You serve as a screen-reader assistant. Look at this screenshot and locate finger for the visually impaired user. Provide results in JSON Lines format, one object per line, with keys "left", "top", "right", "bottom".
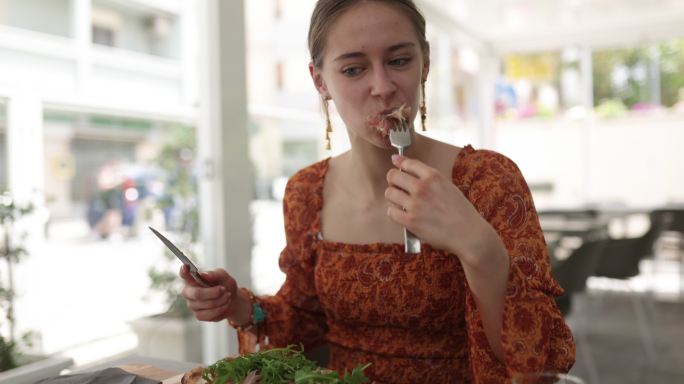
{"left": 182, "top": 284, "right": 225, "bottom": 301}
{"left": 188, "top": 291, "right": 232, "bottom": 311}
{"left": 386, "top": 200, "right": 404, "bottom": 215}
{"left": 391, "top": 155, "right": 435, "bottom": 180}
{"left": 179, "top": 265, "right": 204, "bottom": 289}
{"left": 179, "top": 264, "right": 191, "bottom": 280}
{"left": 199, "top": 269, "right": 231, "bottom": 286}
{"left": 387, "top": 205, "right": 410, "bottom": 227}
{"left": 384, "top": 186, "right": 412, "bottom": 210}
{"left": 194, "top": 306, "right": 229, "bottom": 322}
{"left": 386, "top": 168, "right": 419, "bottom": 195}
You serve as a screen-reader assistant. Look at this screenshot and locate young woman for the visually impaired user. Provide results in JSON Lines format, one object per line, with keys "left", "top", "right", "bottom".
{"left": 180, "top": 1, "right": 575, "bottom": 382}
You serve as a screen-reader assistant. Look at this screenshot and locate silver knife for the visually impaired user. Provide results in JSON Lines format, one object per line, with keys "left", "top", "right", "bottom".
{"left": 148, "top": 226, "right": 211, "bottom": 287}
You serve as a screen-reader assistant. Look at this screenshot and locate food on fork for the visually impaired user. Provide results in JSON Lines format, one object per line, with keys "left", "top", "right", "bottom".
{"left": 367, "top": 103, "right": 411, "bottom": 139}
{"left": 180, "top": 345, "right": 370, "bottom": 384}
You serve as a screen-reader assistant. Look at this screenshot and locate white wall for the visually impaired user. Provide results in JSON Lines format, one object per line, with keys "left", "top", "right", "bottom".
{"left": 496, "top": 115, "right": 684, "bottom": 208}
{"left": 90, "top": 64, "right": 182, "bottom": 105}
{"left": 0, "top": 48, "right": 78, "bottom": 91}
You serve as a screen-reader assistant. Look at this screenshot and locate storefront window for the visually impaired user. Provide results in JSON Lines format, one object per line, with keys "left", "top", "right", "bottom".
{"left": 497, "top": 52, "right": 563, "bottom": 120}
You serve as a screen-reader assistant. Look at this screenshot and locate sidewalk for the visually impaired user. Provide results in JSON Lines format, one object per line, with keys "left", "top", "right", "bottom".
{"left": 13, "top": 201, "right": 287, "bottom": 369}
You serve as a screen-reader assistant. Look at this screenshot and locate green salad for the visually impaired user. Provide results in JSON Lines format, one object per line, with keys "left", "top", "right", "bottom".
{"left": 201, "top": 345, "right": 371, "bottom": 384}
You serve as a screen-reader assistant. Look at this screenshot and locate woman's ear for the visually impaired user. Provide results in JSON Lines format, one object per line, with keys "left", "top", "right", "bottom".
{"left": 309, "top": 62, "right": 330, "bottom": 99}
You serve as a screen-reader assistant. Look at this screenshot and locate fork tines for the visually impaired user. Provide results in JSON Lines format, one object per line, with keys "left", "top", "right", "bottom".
{"left": 389, "top": 120, "right": 412, "bottom": 151}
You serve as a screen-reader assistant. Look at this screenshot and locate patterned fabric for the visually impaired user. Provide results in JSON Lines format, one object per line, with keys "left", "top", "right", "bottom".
{"left": 238, "top": 145, "right": 575, "bottom": 383}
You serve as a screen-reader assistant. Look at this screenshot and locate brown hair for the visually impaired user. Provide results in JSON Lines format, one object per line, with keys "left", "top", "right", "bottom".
{"left": 308, "top": 0, "right": 428, "bottom": 69}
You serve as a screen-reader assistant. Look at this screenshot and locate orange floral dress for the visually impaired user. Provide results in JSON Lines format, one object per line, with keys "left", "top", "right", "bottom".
{"left": 239, "top": 145, "right": 575, "bottom": 383}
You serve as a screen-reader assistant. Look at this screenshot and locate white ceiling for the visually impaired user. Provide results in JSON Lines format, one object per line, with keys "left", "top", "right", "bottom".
{"left": 419, "top": 0, "right": 684, "bottom": 53}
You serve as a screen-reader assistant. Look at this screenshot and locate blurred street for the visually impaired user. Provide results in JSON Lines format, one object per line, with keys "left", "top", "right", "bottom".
{"left": 15, "top": 200, "right": 286, "bottom": 367}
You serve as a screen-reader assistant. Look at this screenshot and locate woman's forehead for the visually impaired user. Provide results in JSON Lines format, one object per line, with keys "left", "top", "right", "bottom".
{"left": 324, "top": 2, "right": 418, "bottom": 58}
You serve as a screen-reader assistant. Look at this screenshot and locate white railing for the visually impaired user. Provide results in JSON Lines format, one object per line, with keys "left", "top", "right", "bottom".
{"left": 91, "top": 44, "right": 182, "bottom": 79}
{"left": 0, "top": 25, "right": 77, "bottom": 60}
{"left": 111, "top": 0, "right": 183, "bottom": 14}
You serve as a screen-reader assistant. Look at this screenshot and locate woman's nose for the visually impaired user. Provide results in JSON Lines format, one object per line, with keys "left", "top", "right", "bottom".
{"left": 369, "top": 67, "right": 397, "bottom": 99}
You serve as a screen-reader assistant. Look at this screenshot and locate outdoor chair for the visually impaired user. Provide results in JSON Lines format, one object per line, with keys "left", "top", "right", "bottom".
{"left": 589, "top": 209, "right": 672, "bottom": 366}
{"left": 661, "top": 208, "right": 684, "bottom": 233}
{"left": 593, "top": 209, "right": 669, "bottom": 278}
{"left": 645, "top": 208, "right": 684, "bottom": 306}
{"left": 661, "top": 209, "right": 684, "bottom": 296}
{"left": 552, "top": 238, "right": 607, "bottom": 316}
{"left": 551, "top": 236, "right": 606, "bottom": 384}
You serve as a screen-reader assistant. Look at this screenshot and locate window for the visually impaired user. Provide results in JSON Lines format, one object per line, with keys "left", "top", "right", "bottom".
{"left": 282, "top": 140, "right": 317, "bottom": 177}
{"left": 40, "top": 113, "right": 199, "bottom": 357}
{"left": 0, "top": 0, "right": 71, "bottom": 37}
{"left": 657, "top": 38, "right": 684, "bottom": 109}
{"left": 592, "top": 47, "right": 653, "bottom": 111}
{"left": 91, "top": 7, "right": 121, "bottom": 47}
{"left": 592, "top": 38, "right": 684, "bottom": 116}
{"left": 92, "top": 25, "right": 116, "bottom": 46}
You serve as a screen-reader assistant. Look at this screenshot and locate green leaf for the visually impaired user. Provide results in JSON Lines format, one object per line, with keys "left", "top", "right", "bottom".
{"left": 201, "top": 345, "right": 370, "bottom": 384}
{"left": 0, "top": 335, "right": 18, "bottom": 372}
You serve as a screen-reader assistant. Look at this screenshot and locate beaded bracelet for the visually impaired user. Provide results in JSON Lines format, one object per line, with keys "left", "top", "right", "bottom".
{"left": 228, "top": 287, "right": 265, "bottom": 332}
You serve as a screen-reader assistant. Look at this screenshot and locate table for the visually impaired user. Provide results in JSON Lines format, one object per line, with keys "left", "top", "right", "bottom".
{"left": 73, "top": 354, "right": 202, "bottom": 383}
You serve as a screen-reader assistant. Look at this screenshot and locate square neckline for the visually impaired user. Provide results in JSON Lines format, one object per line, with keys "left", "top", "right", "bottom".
{"left": 312, "top": 144, "right": 474, "bottom": 254}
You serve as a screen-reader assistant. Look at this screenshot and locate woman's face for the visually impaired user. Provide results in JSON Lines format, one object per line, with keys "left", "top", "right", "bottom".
{"left": 310, "top": 1, "right": 429, "bottom": 148}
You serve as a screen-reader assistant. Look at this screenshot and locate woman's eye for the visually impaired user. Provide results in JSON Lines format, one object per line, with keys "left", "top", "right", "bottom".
{"left": 390, "top": 57, "right": 411, "bottom": 67}
{"left": 342, "top": 67, "right": 363, "bottom": 77}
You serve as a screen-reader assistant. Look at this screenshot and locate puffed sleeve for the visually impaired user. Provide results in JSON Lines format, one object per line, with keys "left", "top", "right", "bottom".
{"left": 460, "top": 150, "right": 575, "bottom": 381}
{"left": 237, "top": 164, "right": 328, "bottom": 354}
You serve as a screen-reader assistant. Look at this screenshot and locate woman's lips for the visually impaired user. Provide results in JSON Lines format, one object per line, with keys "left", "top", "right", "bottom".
{"left": 366, "top": 104, "right": 411, "bottom": 139}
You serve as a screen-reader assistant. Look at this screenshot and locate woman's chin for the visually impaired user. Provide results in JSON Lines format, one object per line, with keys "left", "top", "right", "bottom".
{"left": 353, "top": 128, "right": 393, "bottom": 149}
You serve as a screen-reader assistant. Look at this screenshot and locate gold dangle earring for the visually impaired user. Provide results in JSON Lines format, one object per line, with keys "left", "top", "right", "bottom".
{"left": 322, "top": 96, "right": 333, "bottom": 150}
{"left": 420, "top": 81, "right": 427, "bottom": 131}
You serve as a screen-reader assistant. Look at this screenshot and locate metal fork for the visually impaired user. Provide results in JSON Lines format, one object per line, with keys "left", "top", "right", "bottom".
{"left": 389, "top": 120, "right": 422, "bottom": 254}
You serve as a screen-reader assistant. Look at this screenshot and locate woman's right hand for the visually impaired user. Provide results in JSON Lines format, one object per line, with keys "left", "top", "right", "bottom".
{"left": 180, "top": 265, "right": 248, "bottom": 323}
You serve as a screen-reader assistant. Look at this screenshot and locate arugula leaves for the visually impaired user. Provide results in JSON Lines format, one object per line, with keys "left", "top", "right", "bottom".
{"left": 201, "top": 345, "right": 371, "bottom": 384}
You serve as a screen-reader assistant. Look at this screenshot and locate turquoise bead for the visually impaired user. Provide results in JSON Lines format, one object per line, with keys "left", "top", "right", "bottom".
{"left": 253, "top": 303, "right": 266, "bottom": 324}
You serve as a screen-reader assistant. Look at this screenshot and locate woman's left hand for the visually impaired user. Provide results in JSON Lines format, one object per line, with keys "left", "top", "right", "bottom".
{"left": 385, "top": 154, "right": 496, "bottom": 261}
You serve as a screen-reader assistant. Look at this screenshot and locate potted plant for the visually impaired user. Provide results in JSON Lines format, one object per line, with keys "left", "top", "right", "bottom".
{"left": 0, "top": 193, "right": 73, "bottom": 383}
{"left": 129, "top": 125, "right": 204, "bottom": 363}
